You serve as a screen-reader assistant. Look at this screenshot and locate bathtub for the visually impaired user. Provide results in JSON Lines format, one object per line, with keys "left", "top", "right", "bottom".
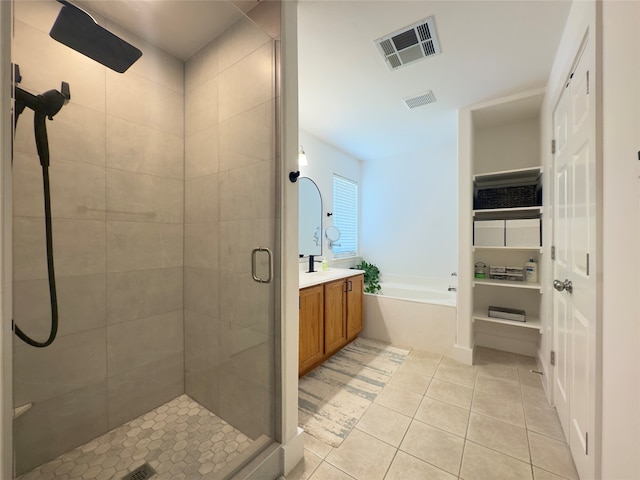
{"left": 362, "top": 275, "right": 457, "bottom": 355}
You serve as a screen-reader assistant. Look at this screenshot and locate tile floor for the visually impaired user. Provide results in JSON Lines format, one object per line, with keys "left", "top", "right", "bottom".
{"left": 18, "top": 394, "right": 252, "bottom": 480}
{"left": 288, "top": 345, "right": 580, "bottom": 480}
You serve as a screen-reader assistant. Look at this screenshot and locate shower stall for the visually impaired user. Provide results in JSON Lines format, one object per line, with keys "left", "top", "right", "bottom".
{"left": 6, "top": 0, "right": 287, "bottom": 478}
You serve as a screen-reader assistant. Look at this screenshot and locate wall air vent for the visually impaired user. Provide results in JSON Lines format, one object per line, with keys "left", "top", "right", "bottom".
{"left": 375, "top": 16, "right": 441, "bottom": 71}
{"left": 404, "top": 90, "right": 437, "bottom": 109}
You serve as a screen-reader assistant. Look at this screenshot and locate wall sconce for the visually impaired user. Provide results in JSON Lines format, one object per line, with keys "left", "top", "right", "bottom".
{"left": 298, "top": 145, "right": 308, "bottom": 166}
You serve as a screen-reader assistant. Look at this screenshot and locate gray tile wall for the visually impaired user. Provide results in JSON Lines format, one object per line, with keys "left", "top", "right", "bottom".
{"left": 183, "top": 2, "right": 280, "bottom": 441}
{"left": 12, "top": 1, "right": 184, "bottom": 474}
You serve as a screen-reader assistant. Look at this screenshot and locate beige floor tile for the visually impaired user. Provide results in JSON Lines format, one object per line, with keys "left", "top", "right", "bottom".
{"left": 475, "top": 347, "right": 536, "bottom": 368}
{"left": 533, "top": 466, "right": 570, "bottom": 480}
{"left": 355, "top": 403, "right": 411, "bottom": 447}
{"left": 472, "top": 389, "right": 525, "bottom": 427}
{"left": 519, "top": 368, "right": 545, "bottom": 390}
{"left": 522, "top": 385, "right": 554, "bottom": 411}
{"left": 388, "top": 370, "right": 431, "bottom": 395}
{"left": 374, "top": 384, "right": 422, "bottom": 417}
{"left": 400, "top": 420, "right": 464, "bottom": 476}
{"left": 460, "top": 441, "right": 533, "bottom": 480}
{"left": 308, "top": 461, "right": 355, "bottom": 480}
{"left": 524, "top": 403, "right": 565, "bottom": 441}
{"left": 303, "top": 432, "right": 333, "bottom": 459}
{"left": 398, "top": 352, "right": 441, "bottom": 377}
{"left": 325, "top": 429, "right": 396, "bottom": 480}
{"left": 426, "top": 379, "right": 473, "bottom": 409}
{"left": 434, "top": 359, "right": 477, "bottom": 388}
{"left": 385, "top": 450, "right": 456, "bottom": 480}
{"left": 285, "top": 449, "right": 322, "bottom": 480}
{"left": 414, "top": 397, "right": 469, "bottom": 438}
{"left": 528, "top": 431, "right": 579, "bottom": 480}
{"left": 466, "top": 413, "right": 530, "bottom": 463}
{"left": 474, "top": 375, "right": 522, "bottom": 402}
{"left": 476, "top": 363, "right": 520, "bottom": 384}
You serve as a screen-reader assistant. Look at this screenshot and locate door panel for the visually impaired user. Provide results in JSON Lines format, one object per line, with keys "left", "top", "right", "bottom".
{"left": 324, "top": 279, "right": 347, "bottom": 356}
{"left": 552, "top": 37, "right": 596, "bottom": 480}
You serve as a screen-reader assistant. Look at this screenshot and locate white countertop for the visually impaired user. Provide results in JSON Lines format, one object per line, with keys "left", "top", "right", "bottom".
{"left": 299, "top": 268, "right": 365, "bottom": 289}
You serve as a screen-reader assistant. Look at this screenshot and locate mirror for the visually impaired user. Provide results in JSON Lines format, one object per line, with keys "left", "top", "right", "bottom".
{"left": 325, "top": 226, "right": 341, "bottom": 249}
{"left": 299, "top": 177, "right": 322, "bottom": 257}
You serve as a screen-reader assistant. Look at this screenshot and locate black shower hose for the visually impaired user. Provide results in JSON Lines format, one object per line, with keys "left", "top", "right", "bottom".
{"left": 12, "top": 119, "right": 59, "bottom": 347}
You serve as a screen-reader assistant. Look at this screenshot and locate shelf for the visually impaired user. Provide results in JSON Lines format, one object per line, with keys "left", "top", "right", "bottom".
{"left": 473, "top": 166, "right": 542, "bottom": 186}
{"left": 472, "top": 311, "right": 542, "bottom": 332}
{"left": 473, "top": 206, "right": 542, "bottom": 219}
{"left": 473, "top": 246, "right": 543, "bottom": 253}
{"left": 473, "top": 277, "right": 542, "bottom": 291}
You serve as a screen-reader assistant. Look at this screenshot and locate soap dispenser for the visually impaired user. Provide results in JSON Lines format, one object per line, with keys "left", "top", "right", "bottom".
{"left": 525, "top": 257, "right": 538, "bottom": 283}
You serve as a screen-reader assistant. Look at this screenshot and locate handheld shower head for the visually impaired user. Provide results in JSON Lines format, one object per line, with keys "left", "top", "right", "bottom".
{"left": 39, "top": 84, "right": 71, "bottom": 119}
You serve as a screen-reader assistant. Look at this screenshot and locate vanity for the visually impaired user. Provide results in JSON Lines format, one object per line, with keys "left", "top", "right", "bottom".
{"left": 299, "top": 269, "right": 364, "bottom": 376}
{"left": 297, "top": 177, "right": 364, "bottom": 376}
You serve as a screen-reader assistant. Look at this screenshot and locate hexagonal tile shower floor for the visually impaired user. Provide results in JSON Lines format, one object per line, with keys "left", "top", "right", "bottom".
{"left": 17, "top": 395, "right": 252, "bottom": 480}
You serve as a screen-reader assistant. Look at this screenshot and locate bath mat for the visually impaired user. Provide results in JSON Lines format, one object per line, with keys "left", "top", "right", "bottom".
{"left": 298, "top": 337, "right": 410, "bottom": 447}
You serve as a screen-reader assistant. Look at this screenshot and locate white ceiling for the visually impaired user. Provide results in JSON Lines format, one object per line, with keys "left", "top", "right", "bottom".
{"left": 77, "top": 0, "right": 572, "bottom": 163}
{"left": 298, "top": 0, "right": 572, "bottom": 162}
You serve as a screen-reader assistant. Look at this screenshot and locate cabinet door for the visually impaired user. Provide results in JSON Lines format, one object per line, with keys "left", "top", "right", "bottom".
{"left": 346, "top": 274, "right": 364, "bottom": 340}
{"left": 324, "top": 279, "right": 347, "bottom": 356}
{"left": 299, "top": 285, "right": 324, "bottom": 375}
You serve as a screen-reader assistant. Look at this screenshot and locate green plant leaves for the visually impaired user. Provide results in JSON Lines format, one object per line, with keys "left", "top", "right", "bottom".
{"left": 353, "top": 260, "right": 381, "bottom": 294}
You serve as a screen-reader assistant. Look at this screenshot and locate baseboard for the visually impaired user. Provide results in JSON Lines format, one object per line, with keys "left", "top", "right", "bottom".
{"left": 451, "top": 344, "right": 474, "bottom": 365}
{"left": 282, "top": 426, "right": 304, "bottom": 476}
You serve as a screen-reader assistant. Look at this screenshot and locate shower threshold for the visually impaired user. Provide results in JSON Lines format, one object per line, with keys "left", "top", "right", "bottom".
{"left": 17, "top": 394, "right": 252, "bottom": 480}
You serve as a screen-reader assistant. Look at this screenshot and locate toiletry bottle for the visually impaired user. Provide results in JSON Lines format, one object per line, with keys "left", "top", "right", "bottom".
{"left": 322, "top": 259, "right": 328, "bottom": 271}
{"left": 525, "top": 257, "right": 538, "bottom": 283}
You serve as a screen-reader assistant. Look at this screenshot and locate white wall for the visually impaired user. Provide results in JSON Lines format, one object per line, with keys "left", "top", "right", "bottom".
{"left": 600, "top": 1, "right": 640, "bottom": 478}
{"left": 360, "top": 141, "right": 458, "bottom": 280}
{"left": 298, "top": 130, "right": 362, "bottom": 267}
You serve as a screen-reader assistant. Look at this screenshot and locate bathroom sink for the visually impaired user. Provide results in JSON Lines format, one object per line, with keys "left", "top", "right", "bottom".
{"left": 299, "top": 268, "right": 365, "bottom": 289}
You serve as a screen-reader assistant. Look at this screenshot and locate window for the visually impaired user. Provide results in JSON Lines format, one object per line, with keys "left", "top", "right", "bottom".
{"left": 332, "top": 175, "right": 358, "bottom": 258}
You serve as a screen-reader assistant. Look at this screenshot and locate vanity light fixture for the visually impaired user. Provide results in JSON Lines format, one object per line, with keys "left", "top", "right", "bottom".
{"left": 298, "top": 145, "right": 308, "bottom": 166}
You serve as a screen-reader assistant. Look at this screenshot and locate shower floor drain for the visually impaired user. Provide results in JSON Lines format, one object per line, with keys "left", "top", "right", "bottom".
{"left": 122, "top": 463, "right": 156, "bottom": 480}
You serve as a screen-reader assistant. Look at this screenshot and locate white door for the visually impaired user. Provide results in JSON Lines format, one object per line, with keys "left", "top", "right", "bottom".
{"left": 552, "top": 36, "right": 597, "bottom": 480}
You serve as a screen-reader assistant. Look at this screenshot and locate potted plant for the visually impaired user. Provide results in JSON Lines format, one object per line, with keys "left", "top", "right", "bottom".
{"left": 353, "top": 260, "right": 381, "bottom": 294}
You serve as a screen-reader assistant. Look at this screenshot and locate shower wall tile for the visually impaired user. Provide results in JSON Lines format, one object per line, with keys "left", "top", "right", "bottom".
{"left": 14, "top": 104, "right": 107, "bottom": 167}
{"left": 106, "top": 116, "right": 184, "bottom": 179}
{"left": 14, "top": 380, "right": 108, "bottom": 476}
{"left": 217, "top": 16, "right": 272, "bottom": 74}
{"left": 14, "top": 0, "right": 63, "bottom": 33}
{"left": 185, "top": 126, "right": 219, "bottom": 180}
{"left": 220, "top": 272, "right": 272, "bottom": 335}
{"left": 105, "top": 21, "right": 185, "bottom": 95}
{"left": 247, "top": 0, "right": 282, "bottom": 40}
{"left": 107, "top": 311, "right": 183, "bottom": 378}
{"left": 218, "top": 99, "right": 275, "bottom": 172}
{"left": 107, "top": 352, "right": 184, "bottom": 429}
{"left": 184, "top": 267, "right": 219, "bottom": 318}
{"left": 14, "top": 274, "right": 107, "bottom": 339}
{"left": 106, "top": 221, "right": 183, "bottom": 272}
{"left": 219, "top": 160, "right": 276, "bottom": 222}
{"left": 185, "top": 223, "right": 219, "bottom": 269}
{"left": 185, "top": 309, "right": 220, "bottom": 413}
{"left": 185, "top": 173, "right": 219, "bottom": 223}
{"left": 13, "top": 156, "right": 106, "bottom": 220}
{"left": 185, "top": 76, "right": 219, "bottom": 137}
{"left": 218, "top": 41, "right": 274, "bottom": 123}
{"left": 14, "top": 217, "right": 106, "bottom": 281}
{"left": 185, "top": 38, "right": 219, "bottom": 93}
{"left": 13, "top": 19, "right": 107, "bottom": 113}
{"left": 219, "top": 218, "right": 275, "bottom": 274}
{"left": 106, "top": 70, "right": 184, "bottom": 135}
{"left": 106, "top": 169, "right": 183, "bottom": 224}
{"left": 14, "top": 327, "right": 107, "bottom": 406}
{"left": 106, "top": 267, "right": 183, "bottom": 325}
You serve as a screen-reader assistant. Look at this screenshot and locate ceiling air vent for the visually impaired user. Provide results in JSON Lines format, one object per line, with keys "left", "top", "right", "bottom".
{"left": 375, "top": 16, "right": 441, "bottom": 71}
{"left": 404, "top": 90, "right": 437, "bottom": 109}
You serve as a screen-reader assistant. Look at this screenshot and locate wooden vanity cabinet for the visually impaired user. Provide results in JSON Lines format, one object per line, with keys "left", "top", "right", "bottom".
{"left": 298, "top": 285, "right": 324, "bottom": 374}
{"left": 324, "top": 279, "right": 348, "bottom": 356}
{"left": 299, "top": 273, "right": 364, "bottom": 376}
{"left": 346, "top": 274, "right": 364, "bottom": 340}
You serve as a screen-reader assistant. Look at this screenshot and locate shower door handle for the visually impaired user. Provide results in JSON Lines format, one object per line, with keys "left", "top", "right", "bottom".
{"left": 251, "top": 247, "right": 273, "bottom": 284}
